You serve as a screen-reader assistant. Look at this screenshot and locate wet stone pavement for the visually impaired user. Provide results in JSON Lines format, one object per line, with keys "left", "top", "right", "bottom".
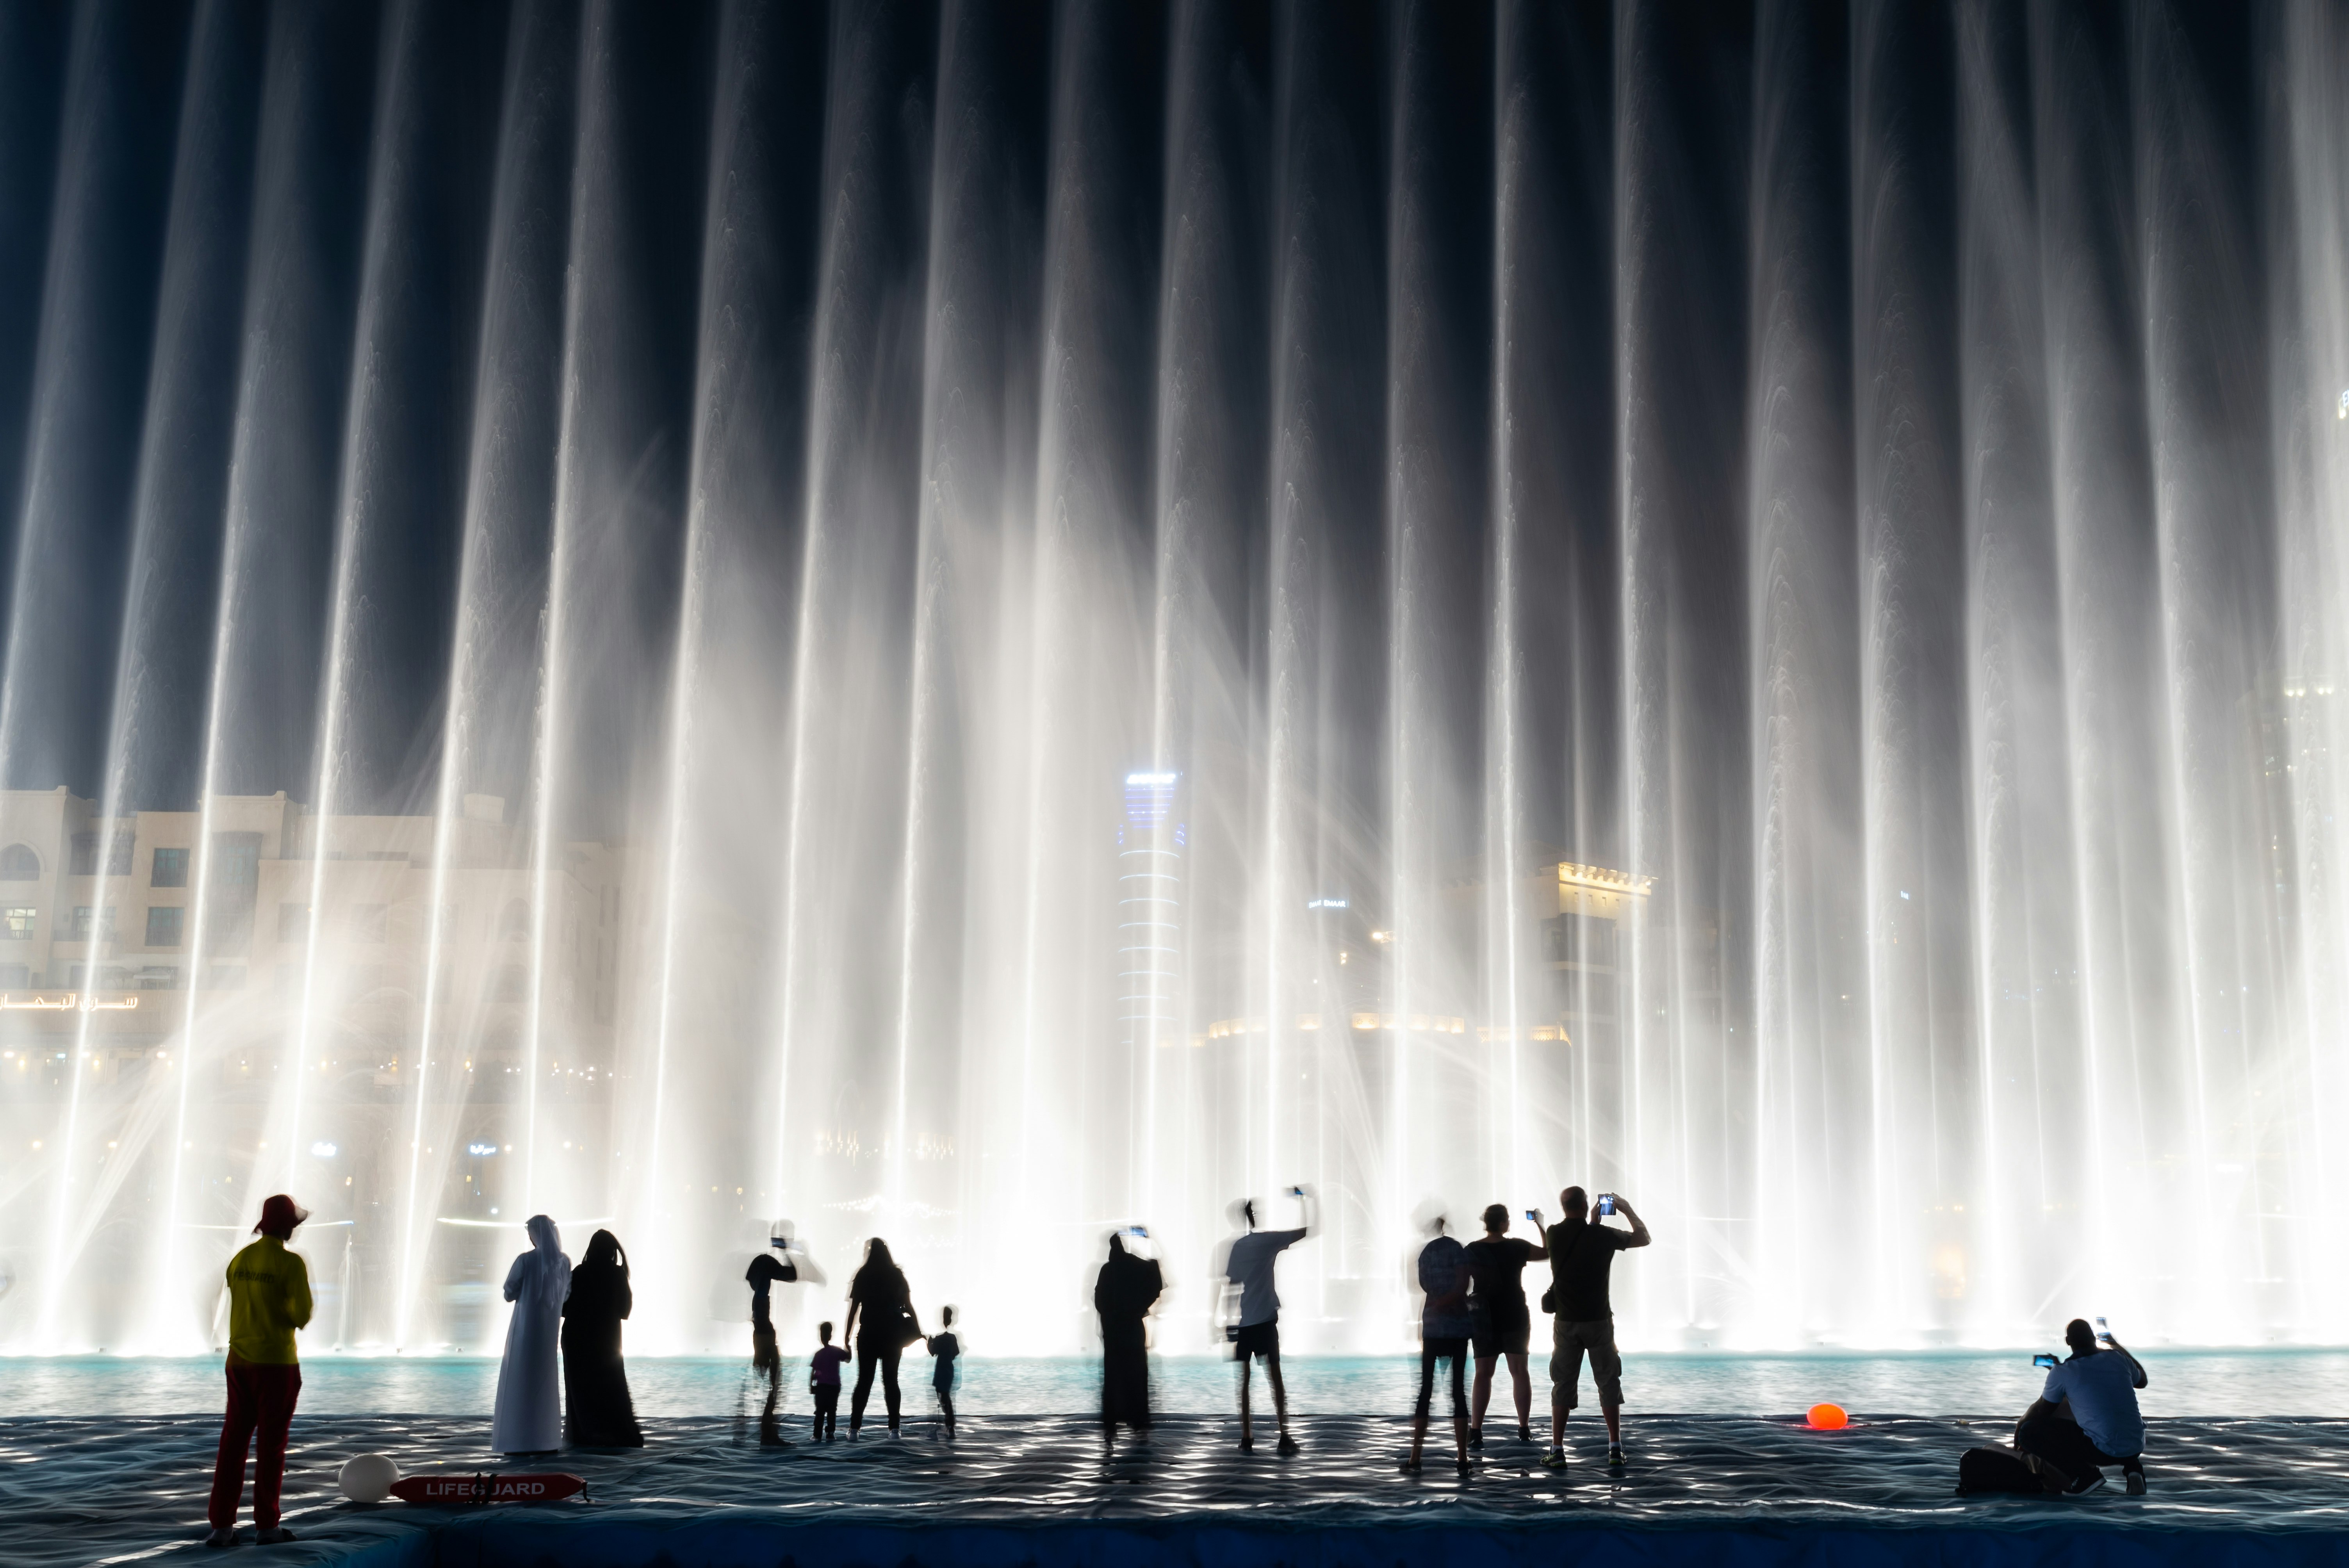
{"left": 12, "top": 1411, "right": 2349, "bottom": 1567}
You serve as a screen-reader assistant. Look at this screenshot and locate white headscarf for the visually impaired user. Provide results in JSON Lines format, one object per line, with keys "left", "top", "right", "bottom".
{"left": 522, "top": 1214, "right": 571, "bottom": 1310}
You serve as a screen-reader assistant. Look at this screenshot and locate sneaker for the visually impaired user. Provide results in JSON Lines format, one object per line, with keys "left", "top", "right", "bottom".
{"left": 2125, "top": 1471, "right": 2146, "bottom": 1497}
{"left": 1468, "top": 1425, "right": 1483, "bottom": 1450}
{"left": 1542, "top": 1448, "right": 1567, "bottom": 1470}
{"left": 1455, "top": 1456, "right": 1472, "bottom": 1477}
{"left": 1607, "top": 1444, "right": 1625, "bottom": 1468}
{"left": 1517, "top": 1423, "right": 1533, "bottom": 1444}
{"left": 1276, "top": 1434, "right": 1300, "bottom": 1457}
{"left": 2023, "top": 1453, "right": 2073, "bottom": 1495}
{"left": 1239, "top": 1436, "right": 1255, "bottom": 1453}
{"left": 204, "top": 1528, "right": 235, "bottom": 1550}
{"left": 255, "top": 1526, "right": 297, "bottom": 1545}
{"left": 2068, "top": 1470, "right": 2108, "bottom": 1496}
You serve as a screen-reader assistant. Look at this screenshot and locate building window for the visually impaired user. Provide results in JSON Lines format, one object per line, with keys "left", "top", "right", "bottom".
{"left": 0, "top": 964, "right": 25, "bottom": 989}
{"left": 278, "top": 903, "right": 309, "bottom": 943}
{"left": 0, "top": 845, "right": 39, "bottom": 881}
{"left": 0, "top": 907, "right": 36, "bottom": 941}
{"left": 146, "top": 906, "right": 185, "bottom": 947}
{"left": 72, "top": 831, "right": 134, "bottom": 877}
{"left": 493, "top": 963, "right": 529, "bottom": 1005}
{"left": 136, "top": 966, "right": 179, "bottom": 991}
{"left": 203, "top": 964, "right": 246, "bottom": 990}
{"left": 71, "top": 905, "right": 116, "bottom": 940}
{"left": 151, "top": 847, "right": 189, "bottom": 888}
{"left": 353, "top": 904, "right": 388, "bottom": 943}
{"left": 500, "top": 899, "right": 529, "bottom": 940}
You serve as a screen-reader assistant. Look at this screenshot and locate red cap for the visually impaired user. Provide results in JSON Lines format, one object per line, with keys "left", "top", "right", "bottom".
{"left": 253, "top": 1194, "right": 308, "bottom": 1235}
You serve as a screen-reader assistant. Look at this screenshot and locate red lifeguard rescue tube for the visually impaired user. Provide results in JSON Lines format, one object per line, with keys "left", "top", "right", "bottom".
{"left": 388, "top": 1472, "right": 588, "bottom": 1505}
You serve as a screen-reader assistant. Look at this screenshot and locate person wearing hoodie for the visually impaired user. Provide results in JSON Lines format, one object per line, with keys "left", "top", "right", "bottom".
{"left": 205, "top": 1194, "right": 312, "bottom": 1549}
{"left": 492, "top": 1215, "right": 571, "bottom": 1454}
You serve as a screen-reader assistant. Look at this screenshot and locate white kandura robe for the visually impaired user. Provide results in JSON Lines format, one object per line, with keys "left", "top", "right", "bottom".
{"left": 491, "top": 1215, "right": 571, "bottom": 1453}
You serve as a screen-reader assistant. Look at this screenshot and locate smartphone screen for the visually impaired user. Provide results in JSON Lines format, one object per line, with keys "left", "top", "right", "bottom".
{"left": 2033, "top": 1353, "right": 2057, "bottom": 1368}
{"left": 1597, "top": 1195, "right": 1615, "bottom": 1216}
{"left": 1525, "top": 1209, "right": 1538, "bottom": 1222}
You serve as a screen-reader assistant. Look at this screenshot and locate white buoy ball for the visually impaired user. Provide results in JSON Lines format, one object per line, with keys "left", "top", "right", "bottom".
{"left": 338, "top": 1452, "right": 401, "bottom": 1504}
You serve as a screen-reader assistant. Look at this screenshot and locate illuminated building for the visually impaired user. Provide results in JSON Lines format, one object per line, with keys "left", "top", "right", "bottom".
{"left": 0, "top": 787, "right": 622, "bottom": 1090}
{"left": 1117, "top": 772, "right": 1184, "bottom": 1051}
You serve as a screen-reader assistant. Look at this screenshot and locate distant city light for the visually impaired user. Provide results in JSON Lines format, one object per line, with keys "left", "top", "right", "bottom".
{"left": 467, "top": 1142, "right": 498, "bottom": 1157}
{"left": 309, "top": 1141, "right": 337, "bottom": 1158}
{"left": 2338, "top": 388, "right": 2347, "bottom": 419}
{"left": 1125, "top": 771, "right": 1178, "bottom": 785}
{"left": 1307, "top": 897, "right": 1348, "bottom": 910}
{"left": 1899, "top": 890, "right": 1911, "bottom": 900}
{"left": 1369, "top": 930, "right": 1392, "bottom": 944}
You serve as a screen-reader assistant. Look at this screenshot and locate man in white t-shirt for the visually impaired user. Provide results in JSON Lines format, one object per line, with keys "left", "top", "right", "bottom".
{"left": 2016, "top": 1318, "right": 2149, "bottom": 1495}
{"left": 1218, "top": 1190, "right": 1313, "bottom": 1455}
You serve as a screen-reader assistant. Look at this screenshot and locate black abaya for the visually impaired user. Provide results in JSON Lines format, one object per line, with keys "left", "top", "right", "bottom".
{"left": 561, "top": 1255, "right": 644, "bottom": 1447}
{"left": 1095, "top": 1238, "right": 1162, "bottom": 1432}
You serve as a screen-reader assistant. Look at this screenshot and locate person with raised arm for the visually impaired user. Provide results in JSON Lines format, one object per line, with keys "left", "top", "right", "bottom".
{"left": 1219, "top": 1187, "right": 1313, "bottom": 1456}
{"left": 1465, "top": 1203, "right": 1549, "bottom": 1449}
{"left": 2016, "top": 1318, "right": 2149, "bottom": 1495}
{"left": 1541, "top": 1187, "right": 1648, "bottom": 1470}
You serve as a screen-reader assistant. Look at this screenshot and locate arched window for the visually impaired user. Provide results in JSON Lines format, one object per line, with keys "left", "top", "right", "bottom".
{"left": 0, "top": 844, "right": 40, "bottom": 881}
{"left": 493, "top": 963, "right": 529, "bottom": 1005}
{"left": 499, "top": 898, "right": 529, "bottom": 940}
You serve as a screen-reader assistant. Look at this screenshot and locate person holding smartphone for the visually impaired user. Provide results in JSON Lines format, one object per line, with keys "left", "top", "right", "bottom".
{"left": 2015, "top": 1319, "right": 2148, "bottom": 1495}
{"left": 1219, "top": 1187, "right": 1313, "bottom": 1455}
{"left": 1463, "top": 1204, "right": 1548, "bottom": 1447}
{"left": 1541, "top": 1185, "right": 1649, "bottom": 1470}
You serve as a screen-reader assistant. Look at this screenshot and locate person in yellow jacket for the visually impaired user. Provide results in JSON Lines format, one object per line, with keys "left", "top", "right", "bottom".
{"left": 206, "top": 1194, "right": 312, "bottom": 1548}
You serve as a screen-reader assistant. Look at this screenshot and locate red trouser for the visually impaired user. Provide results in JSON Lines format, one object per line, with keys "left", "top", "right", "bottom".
{"left": 209, "top": 1358, "right": 302, "bottom": 1529}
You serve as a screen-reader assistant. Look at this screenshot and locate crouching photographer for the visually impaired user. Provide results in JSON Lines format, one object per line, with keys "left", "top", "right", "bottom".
{"left": 2014, "top": 1318, "right": 2148, "bottom": 1496}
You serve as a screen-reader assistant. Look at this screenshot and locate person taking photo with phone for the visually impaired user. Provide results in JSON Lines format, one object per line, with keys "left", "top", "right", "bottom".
{"left": 1219, "top": 1187, "right": 1313, "bottom": 1455}
{"left": 1464, "top": 1203, "right": 1548, "bottom": 1448}
{"left": 1541, "top": 1186, "right": 1649, "bottom": 1470}
{"left": 2015, "top": 1318, "right": 2148, "bottom": 1495}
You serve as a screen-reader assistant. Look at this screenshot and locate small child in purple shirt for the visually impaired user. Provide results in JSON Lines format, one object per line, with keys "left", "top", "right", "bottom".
{"left": 809, "top": 1321, "right": 849, "bottom": 1440}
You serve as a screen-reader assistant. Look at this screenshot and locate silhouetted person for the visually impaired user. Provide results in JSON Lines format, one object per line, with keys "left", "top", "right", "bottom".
{"left": 493, "top": 1215, "right": 570, "bottom": 1454}
{"left": 1096, "top": 1229, "right": 1163, "bottom": 1453}
{"left": 809, "top": 1321, "right": 847, "bottom": 1439}
{"left": 747, "top": 1227, "right": 800, "bottom": 1446}
{"left": 927, "top": 1305, "right": 961, "bottom": 1438}
{"left": 561, "top": 1229, "right": 643, "bottom": 1447}
{"left": 1221, "top": 1189, "right": 1312, "bottom": 1455}
{"left": 1406, "top": 1216, "right": 1472, "bottom": 1474}
{"left": 206, "top": 1194, "right": 312, "bottom": 1548}
{"left": 1542, "top": 1187, "right": 1649, "bottom": 1469}
{"left": 2016, "top": 1319, "right": 2149, "bottom": 1495}
{"left": 845, "top": 1238, "right": 921, "bottom": 1437}
{"left": 1466, "top": 1202, "right": 1548, "bottom": 1446}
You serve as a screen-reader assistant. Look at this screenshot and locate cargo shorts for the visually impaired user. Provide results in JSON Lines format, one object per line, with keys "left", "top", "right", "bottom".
{"left": 1550, "top": 1315, "right": 1623, "bottom": 1409}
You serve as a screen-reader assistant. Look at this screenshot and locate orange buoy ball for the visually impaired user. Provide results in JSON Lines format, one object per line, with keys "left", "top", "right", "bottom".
{"left": 1807, "top": 1403, "right": 1849, "bottom": 1431}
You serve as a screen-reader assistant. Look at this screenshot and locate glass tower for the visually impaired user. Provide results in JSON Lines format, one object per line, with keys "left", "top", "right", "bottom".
{"left": 1116, "top": 772, "right": 1183, "bottom": 1050}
